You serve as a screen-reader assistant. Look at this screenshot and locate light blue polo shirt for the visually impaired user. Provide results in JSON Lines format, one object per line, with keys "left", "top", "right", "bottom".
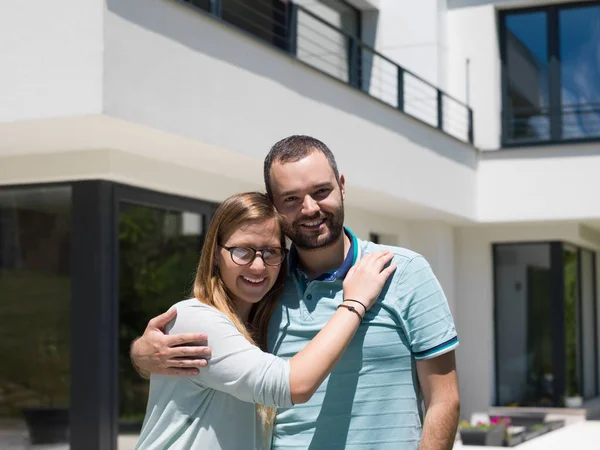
{"left": 267, "top": 228, "right": 458, "bottom": 449}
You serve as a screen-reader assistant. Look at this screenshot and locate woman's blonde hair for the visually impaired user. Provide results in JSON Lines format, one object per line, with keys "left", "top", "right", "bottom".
{"left": 193, "top": 192, "right": 286, "bottom": 428}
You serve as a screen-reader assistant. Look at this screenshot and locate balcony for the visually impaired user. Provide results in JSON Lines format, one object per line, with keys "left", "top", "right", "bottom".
{"left": 505, "top": 103, "right": 600, "bottom": 146}
{"left": 177, "top": 0, "right": 474, "bottom": 145}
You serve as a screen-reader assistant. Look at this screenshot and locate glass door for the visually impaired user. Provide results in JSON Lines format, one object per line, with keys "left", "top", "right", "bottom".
{"left": 0, "top": 185, "right": 72, "bottom": 449}
{"left": 113, "top": 186, "right": 216, "bottom": 449}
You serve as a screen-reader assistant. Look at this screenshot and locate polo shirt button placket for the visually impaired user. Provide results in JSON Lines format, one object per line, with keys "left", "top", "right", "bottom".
{"left": 306, "top": 294, "right": 312, "bottom": 300}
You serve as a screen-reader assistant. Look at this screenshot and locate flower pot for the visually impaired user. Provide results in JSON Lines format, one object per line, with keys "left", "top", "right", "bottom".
{"left": 22, "top": 407, "right": 69, "bottom": 444}
{"left": 565, "top": 396, "right": 583, "bottom": 408}
{"left": 504, "top": 430, "right": 525, "bottom": 447}
{"left": 460, "top": 424, "right": 506, "bottom": 446}
{"left": 491, "top": 412, "right": 546, "bottom": 427}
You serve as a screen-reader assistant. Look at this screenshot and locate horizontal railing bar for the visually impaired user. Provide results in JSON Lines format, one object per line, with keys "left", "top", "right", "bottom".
{"left": 174, "top": 0, "right": 475, "bottom": 145}
{"left": 296, "top": 5, "right": 469, "bottom": 109}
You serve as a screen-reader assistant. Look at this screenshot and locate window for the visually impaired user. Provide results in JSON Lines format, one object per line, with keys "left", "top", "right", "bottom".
{"left": 0, "top": 186, "right": 72, "bottom": 447}
{"left": 501, "top": 2, "right": 600, "bottom": 145}
{"left": 118, "top": 202, "right": 206, "bottom": 433}
{"left": 493, "top": 242, "right": 599, "bottom": 407}
{"left": 494, "top": 243, "right": 554, "bottom": 407}
{"left": 181, "top": 0, "right": 363, "bottom": 84}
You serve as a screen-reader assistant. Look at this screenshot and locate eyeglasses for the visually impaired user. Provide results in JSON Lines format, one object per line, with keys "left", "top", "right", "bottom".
{"left": 218, "top": 244, "right": 288, "bottom": 267}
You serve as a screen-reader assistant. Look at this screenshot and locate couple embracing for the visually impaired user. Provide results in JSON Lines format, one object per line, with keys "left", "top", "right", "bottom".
{"left": 131, "top": 135, "right": 460, "bottom": 450}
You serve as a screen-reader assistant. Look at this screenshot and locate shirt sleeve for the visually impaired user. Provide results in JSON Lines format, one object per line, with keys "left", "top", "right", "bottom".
{"left": 393, "top": 255, "right": 459, "bottom": 360}
{"left": 167, "top": 302, "right": 293, "bottom": 408}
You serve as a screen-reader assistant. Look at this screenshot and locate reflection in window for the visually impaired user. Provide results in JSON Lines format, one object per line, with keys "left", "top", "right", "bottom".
{"left": 494, "top": 242, "right": 599, "bottom": 407}
{"left": 0, "top": 186, "right": 71, "bottom": 447}
{"left": 183, "top": 0, "right": 210, "bottom": 12}
{"left": 504, "top": 12, "right": 549, "bottom": 142}
{"left": 502, "top": 4, "right": 600, "bottom": 144}
{"left": 495, "top": 244, "right": 553, "bottom": 407}
{"left": 118, "top": 203, "right": 204, "bottom": 433}
{"left": 560, "top": 5, "right": 600, "bottom": 139}
{"left": 221, "top": 0, "right": 291, "bottom": 51}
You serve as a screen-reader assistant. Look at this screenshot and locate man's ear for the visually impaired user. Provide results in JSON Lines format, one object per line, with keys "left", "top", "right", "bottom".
{"left": 339, "top": 174, "right": 346, "bottom": 201}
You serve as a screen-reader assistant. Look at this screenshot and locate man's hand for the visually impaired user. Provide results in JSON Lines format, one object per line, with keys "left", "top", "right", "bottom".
{"left": 417, "top": 351, "right": 460, "bottom": 450}
{"left": 130, "top": 308, "right": 212, "bottom": 377}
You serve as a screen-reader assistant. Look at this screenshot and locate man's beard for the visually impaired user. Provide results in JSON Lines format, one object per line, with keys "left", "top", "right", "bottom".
{"left": 284, "top": 204, "right": 345, "bottom": 250}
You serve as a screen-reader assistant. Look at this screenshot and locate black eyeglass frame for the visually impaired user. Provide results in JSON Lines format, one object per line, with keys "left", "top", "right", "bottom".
{"left": 218, "top": 244, "right": 288, "bottom": 266}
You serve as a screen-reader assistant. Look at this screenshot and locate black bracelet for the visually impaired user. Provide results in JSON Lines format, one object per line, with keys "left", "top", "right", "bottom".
{"left": 337, "top": 304, "right": 363, "bottom": 322}
{"left": 343, "top": 299, "right": 367, "bottom": 313}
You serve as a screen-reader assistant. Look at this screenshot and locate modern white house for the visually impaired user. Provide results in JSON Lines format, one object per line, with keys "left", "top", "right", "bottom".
{"left": 1, "top": 0, "right": 599, "bottom": 448}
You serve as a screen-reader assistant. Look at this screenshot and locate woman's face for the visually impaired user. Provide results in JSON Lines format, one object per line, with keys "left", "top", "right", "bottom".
{"left": 217, "top": 218, "right": 283, "bottom": 315}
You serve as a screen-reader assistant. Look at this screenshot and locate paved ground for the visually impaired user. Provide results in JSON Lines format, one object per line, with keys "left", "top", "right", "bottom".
{"left": 453, "top": 421, "right": 600, "bottom": 450}
{"left": 4, "top": 421, "right": 600, "bottom": 449}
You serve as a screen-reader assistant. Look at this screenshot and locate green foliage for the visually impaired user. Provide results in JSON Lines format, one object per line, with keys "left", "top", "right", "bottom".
{"left": 118, "top": 205, "right": 202, "bottom": 420}
{"left": 563, "top": 249, "right": 579, "bottom": 397}
{"left": 0, "top": 273, "right": 70, "bottom": 416}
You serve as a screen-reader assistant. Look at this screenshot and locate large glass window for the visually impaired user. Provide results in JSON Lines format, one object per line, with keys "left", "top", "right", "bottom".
{"left": 0, "top": 186, "right": 71, "bottom": 448}
{"left": 501, "top": 2, "right": 600, "bottom": 145}
{"left": 118, "top": 201, "right": 206, "bottom": 442}
{"left": 494, "top": 242, "right": 599, "bottom": 406}
{"left": 560, "top": 5, "right": 600, "bottom": 139}
{"left": 495, "top": 244, "right": 554, "bottom": 406}
{"left": 504, "top": 12, "right": 550, "bottom": 142}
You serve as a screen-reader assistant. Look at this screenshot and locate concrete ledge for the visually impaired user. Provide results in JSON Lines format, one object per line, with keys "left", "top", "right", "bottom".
{"left": 489, "top": 396, "right": 600, "bottom": 423}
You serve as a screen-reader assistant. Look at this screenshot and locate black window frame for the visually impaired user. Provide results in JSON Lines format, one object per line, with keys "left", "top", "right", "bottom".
{"left": 492, "top": 241, "right": 600, "bottom": 407}
{"left": 499, "top": 1, "right": 600, "bottom": 147}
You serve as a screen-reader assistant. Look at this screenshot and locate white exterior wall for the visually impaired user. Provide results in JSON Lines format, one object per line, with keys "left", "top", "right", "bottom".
{"left": 478, "top": 144, "right": 600, "bottom": 222}
{"left": 374, "top": 0, "right": 446, "bottom": 90}
{"left": 0, "top": 0, "right": 103, "bottom": 122}
{"left": 446, "top": 3, "right": 500, "bottom": 150}
{"left": 367, "top": 0, "right": 457, "bottom": 132}
{"left": 103, "top": 0, "right": 478, "bottom": 221}
{"left": 407, "top": 222, "right": 457, "bottom": 314}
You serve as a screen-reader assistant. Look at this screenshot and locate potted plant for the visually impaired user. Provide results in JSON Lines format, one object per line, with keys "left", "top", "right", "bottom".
{"left": 459, "top": 418, "right": 507, "bottom": 446}
{"left": 20, "top": 326, "right": 70, "bottom": 444}
{"left": 564, "top": 379, "right": 583, "bottom": 408}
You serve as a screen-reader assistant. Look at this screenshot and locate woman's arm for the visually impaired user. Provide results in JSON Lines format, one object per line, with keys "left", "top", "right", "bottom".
{"left": 288, "top": 251, "right": 395, "bottom": 403}
{"left": 163, "top": 251, "right": 396, "bottom": 407}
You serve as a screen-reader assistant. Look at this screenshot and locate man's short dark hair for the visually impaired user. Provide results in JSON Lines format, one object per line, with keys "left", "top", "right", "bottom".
{"left": 263, "top": 135, "right": 340, "bottom": 199}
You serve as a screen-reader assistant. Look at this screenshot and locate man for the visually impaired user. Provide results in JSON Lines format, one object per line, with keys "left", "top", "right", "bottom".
{"left": 131, "top": 135, "right": 460, "bottom": 449}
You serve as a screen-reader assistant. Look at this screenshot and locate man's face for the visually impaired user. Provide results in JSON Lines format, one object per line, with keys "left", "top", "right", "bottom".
{"left": 269, "top": 151, "right": 345, "bottom": 250}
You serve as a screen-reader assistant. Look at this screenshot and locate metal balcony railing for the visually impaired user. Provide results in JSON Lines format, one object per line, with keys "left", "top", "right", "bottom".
{"left": 178, "top": 0, "right": 475, "bottom": 145}
{"left": 504, "top": 103, "right": 600, "bottom": 144}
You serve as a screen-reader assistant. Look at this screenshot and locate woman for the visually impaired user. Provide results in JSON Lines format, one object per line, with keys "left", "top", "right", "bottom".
{"left": 135, "top": 192, "right": 395, "bottom": 450}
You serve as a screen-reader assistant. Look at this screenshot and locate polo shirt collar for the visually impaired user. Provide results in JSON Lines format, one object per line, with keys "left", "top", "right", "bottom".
{"left": 288, "top": 227, "right": 359, "bottom": 281}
